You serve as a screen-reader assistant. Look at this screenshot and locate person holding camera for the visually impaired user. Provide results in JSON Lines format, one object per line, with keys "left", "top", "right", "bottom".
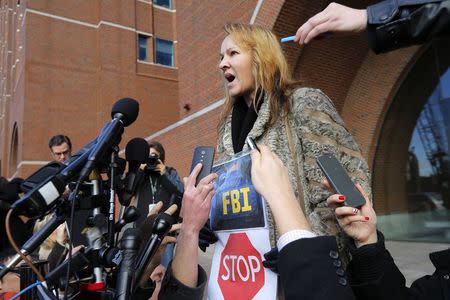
{"left": 134, "top": 141, "right": 184, "bottom": 228}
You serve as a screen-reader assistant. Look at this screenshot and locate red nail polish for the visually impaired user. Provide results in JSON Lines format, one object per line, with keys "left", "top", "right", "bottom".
{"left": 364, "top": 216, "right": 370, "bottom": 221}
{"left": 338, "top": 195, "right": 345, "bottom": 201}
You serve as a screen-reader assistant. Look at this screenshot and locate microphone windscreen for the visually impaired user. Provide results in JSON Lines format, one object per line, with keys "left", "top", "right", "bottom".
{"left": 111, "top": 98, "right": 139, "bottom": 127}
{"left": 125, "top": 138, "right": 149, "bottom": 164}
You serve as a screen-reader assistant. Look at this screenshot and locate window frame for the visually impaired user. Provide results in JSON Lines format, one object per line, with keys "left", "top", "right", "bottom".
{"left": 154, "top": 37, "right": 174, "bottom": 67}
{"left": 153, "top": 0, "right": 172, "bottom": 9}
{"left": 138, "top": 34, "right": 150, "bottom": 62}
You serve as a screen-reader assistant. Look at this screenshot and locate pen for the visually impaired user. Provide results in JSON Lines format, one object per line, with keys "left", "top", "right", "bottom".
{"left": 280, "top": 36, "right": 295, "bottom": 43}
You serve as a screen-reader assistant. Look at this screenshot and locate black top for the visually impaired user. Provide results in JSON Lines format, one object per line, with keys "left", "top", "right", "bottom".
{"left": 231, "top": 98, "right": 260, "bottom": 153}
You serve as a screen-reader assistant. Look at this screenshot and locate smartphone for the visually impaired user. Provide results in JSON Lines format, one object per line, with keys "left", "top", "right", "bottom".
{"left": 246, "top": 137, "right": 260, "bottom": 152}
{"left": 190, "top": 146, "right": 215, "bottom": 186}
{"left": 316, "top": 154, "right": 366, "bottom": 208}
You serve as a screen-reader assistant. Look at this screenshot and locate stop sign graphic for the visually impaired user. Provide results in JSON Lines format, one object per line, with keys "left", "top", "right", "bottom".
{"left": 218, "top": 232, "right": 264, "bottom": 299}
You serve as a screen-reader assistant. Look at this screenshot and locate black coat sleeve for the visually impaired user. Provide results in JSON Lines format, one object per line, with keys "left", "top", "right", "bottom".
{"left": 367, "top": 0, "right": 450, "bottom": 53}
{"left": 46, "top": 242, "right": 67, "bottom": 270}
{"left": 158, "top": 261, "right": 207, "bottom": 300}
{"left": 278, "top": 236, "right": 356, "bottom": 300}
{"left": 347, "top": 231, "right": 409, "bottom": 300}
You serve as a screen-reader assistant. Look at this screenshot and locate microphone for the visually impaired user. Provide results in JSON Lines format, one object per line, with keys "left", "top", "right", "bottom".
{"left": 115, "top": 206, "right": 140, "bottom": 232}
{"left": 0, "top": 213, "right": 66, "bottom": 279}
{"left": 132, "top": 212, "right": 173, "bottom": 292}
{"left": 11, "top": 98, "right": 139, "bottom": 218}
{"left": 11, "top": 145, "right": 94, "bottom": 218}
{"left": 79, "top": 98, "right": 139, "bottom": 181}
{"left": 115, "top": 228, "right": 141, "bottom": 300}
{"left": 119, "top": 138, "right": 149, "bottom": 206}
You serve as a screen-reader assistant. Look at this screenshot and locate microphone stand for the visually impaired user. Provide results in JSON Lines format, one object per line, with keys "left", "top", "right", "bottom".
{"left": 108, "top": 146, "right": 119, "bottom": 247}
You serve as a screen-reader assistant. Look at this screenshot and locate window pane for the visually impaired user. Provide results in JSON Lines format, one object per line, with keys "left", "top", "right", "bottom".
{"left": 155, "top": 38, "right": 174, "bottom": 66}
{"left": 138, "top": 35, "right": 148, "bottom": 61}
{"left": 403, "top": 68, "right": 450, "bottom": 242}
{"left": 154, "top": 0, "right": 171, "bottom": 9}
{"left": 373, "top": 40, "right": 450, "bottom": 244}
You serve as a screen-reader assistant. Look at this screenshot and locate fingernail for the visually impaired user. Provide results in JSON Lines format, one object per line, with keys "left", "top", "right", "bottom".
{"left": 338, "top": 195, "right": 345, "bottom": 201}
{"left": 353, "top": 208, "right": 359, "bottom": 215}
{"left": 364, "top": 216, "right": 370, "bottom": 221}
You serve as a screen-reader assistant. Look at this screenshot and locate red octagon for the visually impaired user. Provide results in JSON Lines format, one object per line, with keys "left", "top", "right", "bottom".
{"left": 218, "top": 232, "right": 265, "bottom": 299}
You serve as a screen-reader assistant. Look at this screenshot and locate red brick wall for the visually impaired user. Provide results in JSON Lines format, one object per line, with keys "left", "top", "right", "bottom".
{"left": 2, "top": 0, "right": 180, "bottom": 177}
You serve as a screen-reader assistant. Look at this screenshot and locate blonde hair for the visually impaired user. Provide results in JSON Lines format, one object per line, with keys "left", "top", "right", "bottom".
{"left": 218, "top": 23, "right": 299, "bottom": 131}
{"left": 33, "top": 214, "right": 68, "bottom": 260}
{"left": 33, "top": 214, "right": 55, "bottom": 260}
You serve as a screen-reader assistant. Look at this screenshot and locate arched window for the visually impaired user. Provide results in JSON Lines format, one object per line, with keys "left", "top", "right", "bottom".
{"left": 374, "top": 40, "right": 450, "bottom": 243}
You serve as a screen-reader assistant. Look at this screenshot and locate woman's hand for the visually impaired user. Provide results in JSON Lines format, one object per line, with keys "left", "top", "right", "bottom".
{"left": 326, "top": 183, "right": 377, "bottom": 247}
{"left": 181, "top": 164, "right": 217, "bottom": 234}
{"left": 250, "top": 145, "right": 310, "bottom": 234}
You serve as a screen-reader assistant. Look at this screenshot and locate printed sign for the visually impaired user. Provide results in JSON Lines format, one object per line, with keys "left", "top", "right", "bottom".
{"left": 210, "top": 155, "right": 265, "bottom": 231}
{"left": 208, "top": 230, "right": 277, "bottom": 300}
{"left": 207, "top": 152, "right": 277, "bottom": 300}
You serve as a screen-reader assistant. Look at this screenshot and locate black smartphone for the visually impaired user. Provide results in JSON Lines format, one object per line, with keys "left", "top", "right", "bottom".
{"left": 190, "top": 146, "right": 215, "bottom": 186}
{"left": 246, "top": 137, "right": 260, "bottom": 152}
{"left": 316, "top": 154, "right": 366, "bottom": 208}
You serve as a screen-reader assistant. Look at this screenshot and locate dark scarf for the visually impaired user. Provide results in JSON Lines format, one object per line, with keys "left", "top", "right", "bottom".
{"left": 231, "top": 97, "right": 261, "bottom": 153}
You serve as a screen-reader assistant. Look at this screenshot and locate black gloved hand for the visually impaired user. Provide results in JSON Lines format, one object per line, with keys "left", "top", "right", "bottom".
{"left": 262, "top": 247, "right": 279, "bottom": 274}
{"left": 198, "top": 222, "right": 218, "bottom": 252}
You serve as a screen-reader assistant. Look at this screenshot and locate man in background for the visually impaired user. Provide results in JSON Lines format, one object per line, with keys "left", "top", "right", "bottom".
{"left": 48, "top": 134, "right": 72, "bottom": 163}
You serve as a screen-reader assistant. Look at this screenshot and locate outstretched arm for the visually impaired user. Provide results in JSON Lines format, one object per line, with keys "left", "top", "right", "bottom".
{"left": 294, "top": 1, "right": 450, "bottom": 53}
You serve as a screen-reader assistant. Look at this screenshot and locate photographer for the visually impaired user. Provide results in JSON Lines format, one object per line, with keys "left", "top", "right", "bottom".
{"left": 134, "top": 141, "right": 184, "bottom": 228}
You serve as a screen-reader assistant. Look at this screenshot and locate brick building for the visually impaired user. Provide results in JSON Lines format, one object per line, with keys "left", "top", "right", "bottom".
{"left": 1, "top": 0, "right": 179, "bottom": 177}
{"left": 1, "top": 0, "right": 449, "bottom": 243}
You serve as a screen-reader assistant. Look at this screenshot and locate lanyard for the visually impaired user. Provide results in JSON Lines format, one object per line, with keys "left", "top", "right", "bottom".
{"left": 149, "top": 176, "right": 158, "bottom": 203}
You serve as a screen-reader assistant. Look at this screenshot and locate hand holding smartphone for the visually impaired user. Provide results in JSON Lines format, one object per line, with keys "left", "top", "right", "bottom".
{"left": 190, "top": 146, "right": 215, "bottom": 186}
{"left": 316, "top": 154, "right": 366, "bottom": 208}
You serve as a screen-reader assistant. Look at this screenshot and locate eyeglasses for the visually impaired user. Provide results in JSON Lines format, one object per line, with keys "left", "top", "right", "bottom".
{"left": 52, "top": 150, "right": 70, "bottom": 157}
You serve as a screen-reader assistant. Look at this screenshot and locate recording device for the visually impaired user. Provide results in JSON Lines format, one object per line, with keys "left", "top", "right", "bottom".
{"left": 190, "top": 146, "right": 215, "bottom": 186}
{"left": 246, "top": 137, "right": 259, "bottom": 151}
{"left": 146, "top": 154, "right": 160, "bottom": 172}
{"left": 78, "top": 98, "right": 139, "bottom": 181}
{"left": 11, "top": 98, "right": 139, "bottom": 218}
{"left": 19, "top": 161, "right": 65, "bottom": 193}
{"left": 2, "top": 97, "right": 180, "bottom": 299}
{"left": 114, "top": 206, "right": 140, "bottom": 232}
{"left": 115, "top": 228, "right": 141, "bottom": 300}
{"left": 132, "top": 212, "right": 174, "bottom": 293}
{"left": 0, "top": 212, "right": 66, "bottom": 279}
{"left": 118, "top": 138, "right": 149, "bottom": 206}
{"left": 316, "top": 154, "right": 366, "bottom": 208}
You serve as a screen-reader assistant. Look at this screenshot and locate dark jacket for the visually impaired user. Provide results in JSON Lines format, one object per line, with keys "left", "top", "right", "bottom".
{"left": 348, "top": 231, "right": 450, "bottom": 300}
{"left": 135, "top": 167, "right": 183, "bottom": 227}
{"left": 277, "top": 236, "right": 356, "bottom": 300}
{"left": 367, "top": 0, "right": 450, "bottom": 53}
{"left": 159, "top": 262, "right": 207, "bottom": 300}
